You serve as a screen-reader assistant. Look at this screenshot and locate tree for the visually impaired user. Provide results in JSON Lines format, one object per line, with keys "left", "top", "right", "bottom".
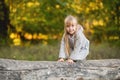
{"left": 0, "top": 0, "right": 10, "bottom": 45}
{"left": 3, "top": 0, "right": 120, "bottom": 46}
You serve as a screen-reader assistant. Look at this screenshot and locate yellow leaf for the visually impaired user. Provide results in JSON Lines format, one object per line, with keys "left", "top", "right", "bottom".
{"left": 93, "top": 20, "right": 99, "bottom": 26}
{"left": 33, "top": 33, "right": 37, "bottom": 39}
{"left": 12, "top": 8, "right": 16, "bottom": 13}
{"left": 38, "top": 33, "right": 48, "bottom": 40}
{"left": 13, "top": 38, "right": 21, "bottom": 46}
{"left": 105, "top": 17, "right": 109, "bottom": 21}
{"left": 27, "top": 2, "right": 34, "bottom": 7}
{"left": 86, "top": 8, "right": 90, "bottom": 13}
{"left": 47, "top": 7, "right": 50, "bottom": 10}
{"left": 56, "top": 5, "right": 60, "bottom": 9}
{"left": 89, "top": 2, "right": 95, "bottom": 8}
{"left": 24, "top": 33, "right": 32, "bottom": 40}
{"left": 10, "top": 33, "right": 17, "bottom": 39}
{"left": 98, "top": 19, "right": 104, "bottom": 26}
{"left": 35, "top": 1, "right": 40, "bottom": 6}
{"left": 53, "top": 35, "right": 58, "bottom": 39}
{"left": 16, "top": 26, "right": 22, "bottom": 32}
{"left": 99, "top": 2, "right": 103, "bottom": 9}
{"left": 22, "top": 17, "right": 27, "bottom": 21}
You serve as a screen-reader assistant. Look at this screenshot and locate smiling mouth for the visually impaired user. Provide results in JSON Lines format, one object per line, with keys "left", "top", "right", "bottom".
{"left": 69, "top": 31, "right": 74, "bottom": 34}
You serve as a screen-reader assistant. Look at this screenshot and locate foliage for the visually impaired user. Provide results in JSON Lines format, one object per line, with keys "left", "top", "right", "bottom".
{"left": 0, "top": 0, "right": 120, "bottom": 46}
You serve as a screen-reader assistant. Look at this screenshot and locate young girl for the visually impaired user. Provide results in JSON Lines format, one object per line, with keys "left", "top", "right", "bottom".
{"left": 58, "top": 15, "right": 89, "bottom": 63}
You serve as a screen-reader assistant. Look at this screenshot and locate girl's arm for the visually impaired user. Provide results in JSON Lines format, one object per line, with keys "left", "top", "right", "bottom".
{"left": 58, "top": 34, "right": 66, "bottom": 59}
{"left": 70, "top": 30, "right": 89, "bottom": 60}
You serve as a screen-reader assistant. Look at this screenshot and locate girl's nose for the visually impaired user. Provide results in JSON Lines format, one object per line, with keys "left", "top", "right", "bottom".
{"left": 69, "top": 26, "right": 73, "bottom": 30}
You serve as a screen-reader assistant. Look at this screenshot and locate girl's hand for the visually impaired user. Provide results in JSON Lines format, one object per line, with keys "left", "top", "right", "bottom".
{"left": 58, "top": 58, "right": 64, "bottom": 62}
{"left": 67, "top": 58, "right": 74, "bottom": 64}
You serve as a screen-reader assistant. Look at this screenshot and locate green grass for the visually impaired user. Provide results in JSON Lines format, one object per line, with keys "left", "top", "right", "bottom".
{"left": 88, "top": 43, "right": 120, "bottom": 59}
{"left": 0, "top": 43, "right": 59, "bottom": 61}
{"left": 0, "top": 42, "right": 120, "bottom": 61}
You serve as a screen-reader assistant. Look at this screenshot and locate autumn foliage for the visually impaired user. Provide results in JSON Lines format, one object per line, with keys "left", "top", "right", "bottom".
{"left": 0, "top": 0, "right": 120, "bottom": 46}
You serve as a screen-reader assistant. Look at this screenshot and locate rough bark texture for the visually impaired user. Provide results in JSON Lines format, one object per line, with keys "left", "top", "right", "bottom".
{"left": 0, "top": 59, "right": 120, "bottom": 80}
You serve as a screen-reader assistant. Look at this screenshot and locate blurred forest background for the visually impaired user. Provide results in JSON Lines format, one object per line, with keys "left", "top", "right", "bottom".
{"left": 0, "top": 0, "right": 120, "bottom": 61}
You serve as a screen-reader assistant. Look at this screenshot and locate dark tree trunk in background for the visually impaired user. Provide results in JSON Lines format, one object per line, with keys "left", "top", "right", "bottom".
{"left": 0, "top": 0, "right": 10, "bottom": 45}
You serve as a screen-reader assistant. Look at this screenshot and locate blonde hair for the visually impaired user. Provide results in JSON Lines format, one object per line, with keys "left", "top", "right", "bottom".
{"left": 64, "top": 15, "right": 78, "bottom": 56}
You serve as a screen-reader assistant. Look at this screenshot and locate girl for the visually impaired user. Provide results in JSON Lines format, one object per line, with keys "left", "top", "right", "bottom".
{"left": 58, "top": 15, "right": 89, "bottom": 63}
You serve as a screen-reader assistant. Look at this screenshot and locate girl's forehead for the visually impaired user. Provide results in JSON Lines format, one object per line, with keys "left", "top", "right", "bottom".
{"left": 65, "top": 20, "right": 76, "bottom": 26}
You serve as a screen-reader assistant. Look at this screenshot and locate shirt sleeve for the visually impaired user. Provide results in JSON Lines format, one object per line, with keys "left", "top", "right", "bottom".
{"left": 70, "top": 30, "right": 89, "bottom": 60}
{"left": 59, "top": 34, "right": 66, "bottom": 58}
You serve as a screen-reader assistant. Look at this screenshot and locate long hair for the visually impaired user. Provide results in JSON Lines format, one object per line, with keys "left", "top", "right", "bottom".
{"left": 64, "top": 15, "right": 78, "bottom": 56}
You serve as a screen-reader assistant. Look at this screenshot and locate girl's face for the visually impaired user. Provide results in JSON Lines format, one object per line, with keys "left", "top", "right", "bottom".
{"left": 66, "top": 22, "right": 77, "bottom": 35}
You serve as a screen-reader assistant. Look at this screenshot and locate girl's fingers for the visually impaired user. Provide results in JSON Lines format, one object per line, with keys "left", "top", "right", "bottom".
{"left": 58, "top": 58, "right": 64, "bottom": 62}
{"left": 67, "top": 59, "right": 74, "bottom": 64}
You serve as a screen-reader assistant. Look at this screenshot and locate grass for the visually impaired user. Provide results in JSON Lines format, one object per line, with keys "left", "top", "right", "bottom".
{"left": 0, "top": 42, "right": 120, "bottom": 61}
{"left": 88, "top": 42, "right": 120, "bottom": 59}
{"left": 0, "top": 43, "right": 59, "bottom": 61}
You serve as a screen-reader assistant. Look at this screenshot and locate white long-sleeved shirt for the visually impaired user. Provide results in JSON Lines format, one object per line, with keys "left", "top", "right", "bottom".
{"left": 59, "top": 26, "right": 89, "bottom": 60}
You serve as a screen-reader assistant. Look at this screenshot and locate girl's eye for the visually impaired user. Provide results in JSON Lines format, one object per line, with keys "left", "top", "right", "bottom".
{"left": 66, "top": 25, "right": 70, "bottom": 27}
